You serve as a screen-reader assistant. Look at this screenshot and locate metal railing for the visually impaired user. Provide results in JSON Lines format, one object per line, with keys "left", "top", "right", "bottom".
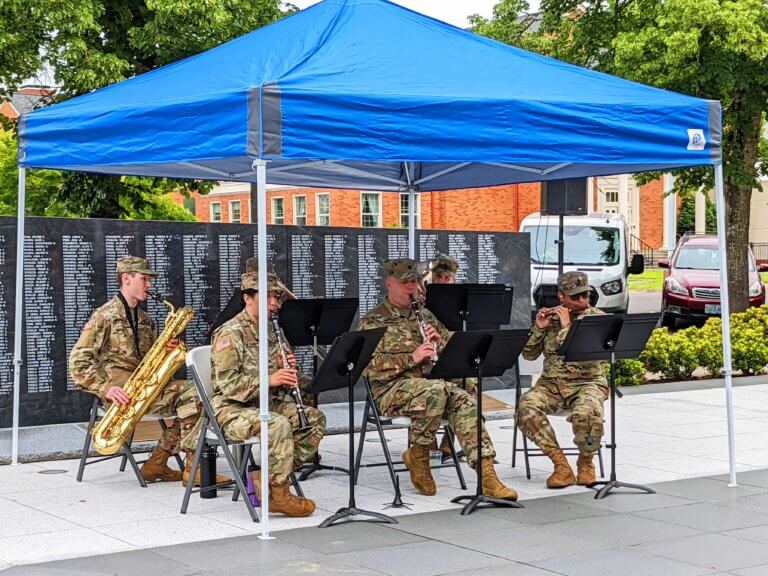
{"left": 750, "top": 242, "right": 768, "bottom": 262}
{"left": 629, "top": 233, "right": 657, "bottom": 266}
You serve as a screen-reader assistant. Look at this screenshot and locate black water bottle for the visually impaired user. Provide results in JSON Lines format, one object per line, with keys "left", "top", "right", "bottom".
{"left": 200, "top": 444, "right": 218, "bottom": 499}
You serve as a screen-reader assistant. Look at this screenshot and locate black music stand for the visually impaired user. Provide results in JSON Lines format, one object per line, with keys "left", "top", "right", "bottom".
{"left": 559, "top": 313, "right": 660, "bottom": 499}
{"left": 426, "top": 284, "right": 514, "bottom": 462}
{"left": 429, "top": 329, "right": 528, "bottom": 515}
{"left": 206, "top": 291, "right": 243, "bottom": 343}
{"left": 279, "top": 298, "right": 360, "bottom": 480}
{"left": 426, "top": 284, "right": 513, "bottom": 331}
{"left": 279, "top": 298, "right": 359, "bottom": 373}
{"left": 308, "top": 328, "right": 396, "bottom": 528}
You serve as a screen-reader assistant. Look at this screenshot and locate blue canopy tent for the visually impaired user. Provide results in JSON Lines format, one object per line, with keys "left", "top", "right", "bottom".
{"left": 16, "top": 0, "right": 735, "bottom": 533}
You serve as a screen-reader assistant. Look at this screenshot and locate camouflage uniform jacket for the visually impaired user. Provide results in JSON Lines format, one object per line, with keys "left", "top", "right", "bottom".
{"left": 69, "top": 295, "right": 157, "bottom": 399}
{"left": 210, "top": 309, "right": 294, "bottom": 425}
{"left": 358, "top": 299, "right": 451, "bottom": 389}
{"left": 522, "top": 306, "right": 607, "bottom": 386}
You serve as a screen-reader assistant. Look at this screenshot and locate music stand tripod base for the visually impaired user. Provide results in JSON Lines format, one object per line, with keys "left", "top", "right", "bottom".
{"left": 588, "top": 479, "right": 656, "bottom": 500}
{"left": 451, "top": 494, "right": 522, "bottom": 516}
{"left": 320, "top": 506, "right": 398, "bottom": 528}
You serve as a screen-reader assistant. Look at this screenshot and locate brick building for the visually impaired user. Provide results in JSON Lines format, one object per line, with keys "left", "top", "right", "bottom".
{"left": 175, "top": 176, "right": 672, "bottom": 250}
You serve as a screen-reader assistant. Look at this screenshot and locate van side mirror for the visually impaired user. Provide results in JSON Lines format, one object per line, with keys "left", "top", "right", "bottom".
{"left": 629, "top": 253, "right": 645, "bottom": 275}
{"left": 658, "top": 259, "right": 670, "bottom": 269}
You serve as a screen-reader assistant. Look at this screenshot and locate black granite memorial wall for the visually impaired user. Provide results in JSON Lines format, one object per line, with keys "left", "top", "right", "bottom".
{"left": 0, "top": 217, "right": 530, "bottom": 427}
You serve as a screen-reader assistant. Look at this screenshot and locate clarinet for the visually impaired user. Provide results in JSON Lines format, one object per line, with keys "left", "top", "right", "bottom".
{"left": 409, "top": 294, "right": 439, "bottom": 374}
{"left": 270, "top": 314, "right": 311, "bottom": 431}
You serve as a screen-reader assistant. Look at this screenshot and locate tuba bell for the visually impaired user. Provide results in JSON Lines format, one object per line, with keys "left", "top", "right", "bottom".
{"left": 91, "top": 293, "right": 194, "bottom": 455}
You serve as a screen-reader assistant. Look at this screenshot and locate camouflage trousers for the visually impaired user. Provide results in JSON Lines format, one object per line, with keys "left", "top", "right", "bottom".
{"left": 146, "top": 378, "right": 201, "bottom": 454}
{"left": 372, "top": 378, "right": 494, "bottom": 468}
{"left": 214, "top": 403, "right": 325, "bottom": 484}
{"left": 516, "top": 378, "right": 608, "bottom": 456}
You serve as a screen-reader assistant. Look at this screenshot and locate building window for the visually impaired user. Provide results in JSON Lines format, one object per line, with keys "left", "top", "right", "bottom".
{"left": 399, "top": 193, "right": 421, "bottom": 228}
{"left": 210, "top": 202, "right": 222, "bottom": 222}
{"left": 604, "top": 189, "right": 618, "bottom": 204}
{"left": 229, "top": 200, "right": 241, "bottom": 223}
{"left": 361, "top": 192, "right": 381, "bottom": 227}
{"left": 272, "top": 197, "right": 284, "bottom": 224}
{"left": 317, "top": 193, "right": 330, "bottom": 226}
{"left": 294, "top": 195, "right": 307, "bottom": 226}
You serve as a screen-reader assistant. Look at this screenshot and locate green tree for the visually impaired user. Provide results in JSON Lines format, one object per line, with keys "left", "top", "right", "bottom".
{"left": 0, "top": 0, "right": 294, "bottom": 219}
{"left": 0, "top": 130, "right": 67, "bottom": 216}
{"left": 473, "top": 0, "right": 768, "bottom": 312}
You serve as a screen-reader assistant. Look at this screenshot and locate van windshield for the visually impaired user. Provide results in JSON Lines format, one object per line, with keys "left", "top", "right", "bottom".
{"left": 523, "top": 225, "right": 620, "bottom": 266}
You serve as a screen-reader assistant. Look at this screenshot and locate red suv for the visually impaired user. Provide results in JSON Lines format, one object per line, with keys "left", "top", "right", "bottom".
{"left": 660, "top": 235, "right": 768, "bottom": 328}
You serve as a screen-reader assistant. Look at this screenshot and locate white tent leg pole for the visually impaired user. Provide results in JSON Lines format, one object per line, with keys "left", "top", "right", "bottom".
{"left": 714, "top": 164, "right": 737, "bottom": 487}
{"left": 11, "top": 168, "right": 25, "bottom": 466}
{"left": 408, "top": 187, "right": 416, "bottom": 259}
{"left": 254, "top": 159, "right": 274, "bottom": 537}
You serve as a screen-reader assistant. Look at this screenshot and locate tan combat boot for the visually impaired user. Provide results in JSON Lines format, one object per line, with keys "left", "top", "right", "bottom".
{"left": 439, "top": 434, "right": 454, "bottom": 458}
{"left": 402, "top": 444, "right": 436, "bottom": 495}
{"left": 269, "top": 482, "right": 316, "bottom": 517}
{"left": 480, "top": 458, "right": 518, "bottom": 500}
{"left": 545, "top": 448, "right": 576, "bottom": 489}
{"left": 140, "top": 446, "right": 183, "bottom": 482}
{"left": 576, "top": 454, "right": 596, "bottom": 486}
{"left": 181, "top": 451, "right": 231, "bottom": 487}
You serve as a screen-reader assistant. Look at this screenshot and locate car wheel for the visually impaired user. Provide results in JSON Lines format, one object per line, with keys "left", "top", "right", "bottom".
{"left": 661, "top": 313, "right": 676, "bottom": 329}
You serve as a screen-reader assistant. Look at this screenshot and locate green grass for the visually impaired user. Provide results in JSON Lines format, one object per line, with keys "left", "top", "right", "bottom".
{"left": 628, "top": 268, "right": 665, "bottom": 293}
{"left": 762, "top": 272, "right": 768, "bottom": 284}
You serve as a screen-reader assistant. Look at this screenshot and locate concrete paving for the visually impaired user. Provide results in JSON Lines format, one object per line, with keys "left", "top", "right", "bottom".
{"left": 6, "top": 470, "right": 768, "bottom": 576}
{"left": 1, "top": 381, "right": 767, "bottom": 571}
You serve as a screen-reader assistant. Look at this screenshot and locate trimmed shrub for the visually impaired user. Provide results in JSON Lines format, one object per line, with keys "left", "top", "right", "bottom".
{"left": 604, "top": 358, "right": 647, "bottom": 387}
{"left": 640, "top": 305, "right": 768, "bottom": 380}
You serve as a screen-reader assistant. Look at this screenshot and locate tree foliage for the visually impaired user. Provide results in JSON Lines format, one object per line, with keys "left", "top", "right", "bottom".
{"left": 472, "top": 0, "right": 768, "bottom": 311}
{"left": 0, "top": 0, "right": 293, "bottom": 219}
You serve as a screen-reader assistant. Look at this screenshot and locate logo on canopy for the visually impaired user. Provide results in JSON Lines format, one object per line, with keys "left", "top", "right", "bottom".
{"left": 687, "top": 129, "right": 706, "bottom": 151}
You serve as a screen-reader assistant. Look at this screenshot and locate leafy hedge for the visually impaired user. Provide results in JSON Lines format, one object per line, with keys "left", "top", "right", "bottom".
{"left": 635, "top": 305, "right": 768, "bottom": 382}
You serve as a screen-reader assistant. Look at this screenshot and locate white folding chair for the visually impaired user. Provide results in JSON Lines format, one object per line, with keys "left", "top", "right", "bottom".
{"left": 181, "top": 345, "right": 260, "bottom": 522}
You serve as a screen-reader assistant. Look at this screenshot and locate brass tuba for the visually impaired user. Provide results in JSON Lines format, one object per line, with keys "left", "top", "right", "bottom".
{"left": 91, "top": 293, "right": 195, "bottom": 455}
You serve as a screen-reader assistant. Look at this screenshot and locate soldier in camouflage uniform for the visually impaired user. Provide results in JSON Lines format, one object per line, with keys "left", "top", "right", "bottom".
{"left": 208, "top": 271, "right": 324, "bottom": 517}
{"left": 69, "top": 256, "right": 228, "bottom": 487}
{"left": 358, "top": 258, "right": 518, "bottom": 500}
{"left": 425, "top": 253, "right": 463, "bottom": 458}
{"left": 517, "top": 271, "right": 609, "bottom": 488}
{"left": 431, "top": 253, "right": 459, "bottom": 284}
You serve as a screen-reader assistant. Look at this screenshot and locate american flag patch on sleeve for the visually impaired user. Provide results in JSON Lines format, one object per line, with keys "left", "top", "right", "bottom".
{"left": 216, "top": 336, "right": 231, "bottom": 352}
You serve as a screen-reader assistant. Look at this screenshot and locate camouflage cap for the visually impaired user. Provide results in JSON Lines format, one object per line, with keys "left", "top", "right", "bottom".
{"left": 240, "top": 271, "right": 296, "bottom": 300}
{"left": 558, "top": 271, "right": 591, "bottom": 296}
{"left": 384, "top": 258, "right": 426, "bottom": 281}
{"left": 431, "top": 253, "right": 458, "bottom": 276}
{"left": 244, "top": 256, "right": 258, "bottom": 273}
{"left": 116, "top": 256, "right": 158, "bottom": 276}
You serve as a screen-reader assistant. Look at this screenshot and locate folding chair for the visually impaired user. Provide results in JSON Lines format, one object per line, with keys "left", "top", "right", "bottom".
{"left": 76, "top": 396, "right": 184, "bottom": 488}
{"left": 511, "top": 374, "right": 605, "bottom": 479}
{"left": 181, "top": 345, "right": 261, "bottom": 521}
{"left": 353, "top": 377, "right": 467, "bottom": 503}
{"left": 180, "top": 346, "right": 306, "bottom": 521}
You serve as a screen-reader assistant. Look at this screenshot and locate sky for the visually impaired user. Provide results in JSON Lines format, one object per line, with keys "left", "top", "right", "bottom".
{"left": 290, "top": 0, "right": 539, "bottom": 28}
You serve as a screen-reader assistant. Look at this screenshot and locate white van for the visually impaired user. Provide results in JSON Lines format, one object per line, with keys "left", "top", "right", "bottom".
{"left": 520, "top": 212, "right": 645, "bottom": 313}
